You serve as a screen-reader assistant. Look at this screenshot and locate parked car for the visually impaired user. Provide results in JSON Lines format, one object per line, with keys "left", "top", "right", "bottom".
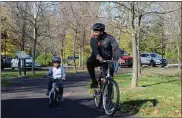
{"left": 140, "top": 53, "right": 168, "bottom": 67}
{"left": 119, "top": 51, "right": 133, "bottom": 67}
{"left": 11, "top": 55, "right": 39, "bottom": 70}
{"left": 1, "top": 57, "right": 4, "bottom": 69}
{"left": 1, "top": 55, "right": 12, "bottom": 69}
{"left": 67, "top": 56, "right": 79, "bottom": 66}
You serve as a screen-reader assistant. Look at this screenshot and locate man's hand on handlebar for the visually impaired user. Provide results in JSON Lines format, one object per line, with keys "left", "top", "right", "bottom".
{"left": 96, "top": 54, "right": 103, "bottom": 62}
{"left": 118, "top": 58, "right": 125, "bottom": 64}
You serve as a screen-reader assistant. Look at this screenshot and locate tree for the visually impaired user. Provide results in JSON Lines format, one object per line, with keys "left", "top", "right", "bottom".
{"left": 58, "top": 2, "right": 100, "bottom": 71}
{"left": 162, "top": 2, "right": 181, "bottom": 77}
{"left": 115, "top": 1, "right": 181, "bottom": 88}
{"left": 6, "top": 2, "right": 54, "bottom": 75}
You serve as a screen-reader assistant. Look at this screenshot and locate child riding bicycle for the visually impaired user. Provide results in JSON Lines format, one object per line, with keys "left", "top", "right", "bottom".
{"left": 45, "top": 56, "right": 66, "bottom": 101}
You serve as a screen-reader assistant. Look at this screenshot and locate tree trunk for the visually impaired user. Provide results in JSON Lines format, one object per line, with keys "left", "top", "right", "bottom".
{"left": 137, "top": 39, "right": 141, "bottom": 76}
{"left": 21, "top": 23, "right": 25, "bottom": 51}
{"left": 73, "top": 32, "right": 77, "bottom": 73}
{"left": 118, "top": 30, "right": 122, "bottom": 44}
{"left": 73, "top": 40, "right": 77, "bottom": 72}
{"left": 130, "top": 2, "right": 138, "bottom": 89}
{"left": 32, "top": 2, "right": 36, "bottom": 75}
{"left": 79, "top": 46, "right": 81, "bottom": 67}
{"left": 82, "top": 27, "right": 85, "bottom": 70}
{"left": 82, "top": 47, "right": 84, "bottom": 70}
{"left": 32, "top": 33, "right": 36, "bottom": 75}
{"left": 177, "top": 38, "right": 181, "bottom": 78}
{"left": 61, "top": 42, "right": 64, "bottom": 66}
{"left": 131, "top": 33, "right": 138, "bottom": 88}
{"left": 63, "top": 46, "right": 65, "bottom": 63}
{"left": 137, "top": 15, "right": 142, "bottom": 76}
{"left": 177, "top": 11, "right": 181, "bottom": 78}
{"left": 61, "top": 33, "right": 64, "bottom": 66}
{"left": 21, "top": 2, "right": 28, "bottom": 51}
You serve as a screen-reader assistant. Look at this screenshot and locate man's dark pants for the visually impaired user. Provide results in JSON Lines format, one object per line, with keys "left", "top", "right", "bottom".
{"left": 86, "top": 56, "right": 114, "bottom": 84}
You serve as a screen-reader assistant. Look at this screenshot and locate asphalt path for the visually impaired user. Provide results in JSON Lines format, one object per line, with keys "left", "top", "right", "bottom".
{"left": 1, "top": 71, "right": 139, "bottom": 118}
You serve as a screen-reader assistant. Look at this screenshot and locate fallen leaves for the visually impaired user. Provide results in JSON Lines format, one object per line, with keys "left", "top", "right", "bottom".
{"left": 153, "top": 109, "right": 159, "bottom": 115}
{"left": 175, "top": 110, "right": 179, "bottom": 113}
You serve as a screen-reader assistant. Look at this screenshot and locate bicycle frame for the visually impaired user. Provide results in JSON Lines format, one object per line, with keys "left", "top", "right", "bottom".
{"left": 47, "top": 77, "right": 62, "bottom": 100}
{"left": 101, "top": 60, "right": 115, "bottom": 81}
{"left": 49, "top": 82, "right": 58, "bottom": 99}
{"left": 99, "top": 60, "right": 116, "bottom": 94}
{"left": 94, "top": 60, "right": 120, "bottom": 116}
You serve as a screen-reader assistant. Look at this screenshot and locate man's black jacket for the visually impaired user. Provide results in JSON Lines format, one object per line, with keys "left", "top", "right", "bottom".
{"left": 90, "top": 32, "right": 124, "bottom": 60}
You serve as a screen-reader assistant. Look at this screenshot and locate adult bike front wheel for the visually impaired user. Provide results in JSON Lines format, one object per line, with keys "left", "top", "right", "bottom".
{"left": 93, "top": 86, "right": 102, "bottom": 108}
{"left": 102, "top": 79, "right": 120, "bottom": 116}
{"left": 49, "top": 91, "right": 56, "bottom": 107}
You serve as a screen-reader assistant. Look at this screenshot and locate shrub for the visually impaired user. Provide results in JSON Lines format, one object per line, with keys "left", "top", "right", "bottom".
{"left": 36, "top": 53, "right": 53, "bottom": 66}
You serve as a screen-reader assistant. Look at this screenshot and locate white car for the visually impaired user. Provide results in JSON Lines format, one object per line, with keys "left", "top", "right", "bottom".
{"left": 11, "top": 56, "right": 39, "bottom": 70}
{"left": 140, "top": 53, "right": 168, "bottom": 67}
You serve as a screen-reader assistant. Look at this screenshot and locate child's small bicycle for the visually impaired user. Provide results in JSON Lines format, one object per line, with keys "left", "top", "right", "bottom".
{"left": 46, "top": 76, "right": 64, "bottom": 108}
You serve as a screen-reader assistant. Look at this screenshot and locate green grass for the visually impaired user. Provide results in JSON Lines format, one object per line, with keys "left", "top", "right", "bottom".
{"left": 1, "top": 71, "right": 47, "bottom": 79}
{"left": 114, "top": 68, "right": 181, "bottom": 117}
{"left": 87, "top": 68, "right": 181, "bottom": 117}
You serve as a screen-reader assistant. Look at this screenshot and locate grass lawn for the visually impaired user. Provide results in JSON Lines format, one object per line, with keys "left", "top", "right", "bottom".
{"left": 115, "top": 68, "right": 181, "bottom": 117}
{"left": 1, "top": 71, "right": 48, "bottom": 79}
{"left": 87, "top": 68, "right": 181, "bottom": 117}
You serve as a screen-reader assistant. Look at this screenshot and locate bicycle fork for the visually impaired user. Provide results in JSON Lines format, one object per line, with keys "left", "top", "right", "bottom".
{"left": 49, "top": 83, "right": 56, "bottom": 99}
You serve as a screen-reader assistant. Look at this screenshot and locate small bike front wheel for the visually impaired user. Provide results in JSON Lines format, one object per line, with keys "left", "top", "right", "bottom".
{"left": 49, "top": 91, "right": 56, "bottom": 107}
{"left": 102, "top": 79, "right": 120, "bottom": 116}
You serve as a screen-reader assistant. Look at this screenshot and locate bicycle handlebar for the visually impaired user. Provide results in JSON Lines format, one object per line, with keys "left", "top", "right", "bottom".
{"left": 44, "top": 76, "right": 65, "bottom": 80}
{"left": 101, "top": 60, "right": 117, "bottom": 63}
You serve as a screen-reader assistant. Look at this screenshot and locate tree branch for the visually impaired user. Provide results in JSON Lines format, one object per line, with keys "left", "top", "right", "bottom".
{"left": 114, "top": 2, "right": 131, "bottom": 11}
{"left": 141, "top": 8, "right": 181, "bottom": 16}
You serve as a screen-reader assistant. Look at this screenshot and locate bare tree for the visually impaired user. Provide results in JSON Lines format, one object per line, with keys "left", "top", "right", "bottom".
{"left": 163, "top": 2, "right": 181, "bottom": 77}
{"left": 6, "top": 2, "right": 54, "bottom": 75}
{"left": 58, "top": 2, "right": 100, "bottom": 71}
{"left": 114, "top": 1, "right": 181, "bottom": 88}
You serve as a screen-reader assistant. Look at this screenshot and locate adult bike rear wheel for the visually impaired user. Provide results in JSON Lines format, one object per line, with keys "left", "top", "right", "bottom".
{"left": 49, "top": 91, "right": 56, "bottom": 107}
{"left": 102, "top": 79, "right": 120, "bottom": 116}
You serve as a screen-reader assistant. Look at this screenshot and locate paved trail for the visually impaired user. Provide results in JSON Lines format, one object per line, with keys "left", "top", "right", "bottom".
{"left": 1, "top": 71, "right": 139, "bottom": 118}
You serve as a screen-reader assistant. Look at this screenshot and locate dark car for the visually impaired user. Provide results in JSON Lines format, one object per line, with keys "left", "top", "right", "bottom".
{"left": 120, "top": 51, "right": 133, "bottom": 67}
{"left": 1, "top": 57, "right": 5, "bottom": 69}
{"left": 1, "top": 56, "right": 12, "bottom": 69}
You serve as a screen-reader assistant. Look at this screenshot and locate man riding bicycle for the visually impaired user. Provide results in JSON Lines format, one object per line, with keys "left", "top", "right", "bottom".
{"left": 87, "top": 23, "right": 125, "bottom": 89}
